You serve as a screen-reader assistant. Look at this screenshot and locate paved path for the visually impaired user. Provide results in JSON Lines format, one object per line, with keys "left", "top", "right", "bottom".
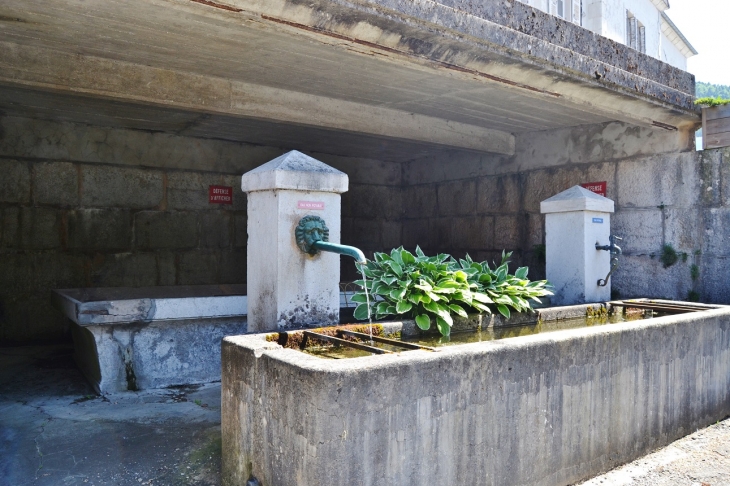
{"left": 578, "top": 420, "right": 730, "bottom": 486}
{"left": 0, "top": 345, "right": 222, "bottom": 486}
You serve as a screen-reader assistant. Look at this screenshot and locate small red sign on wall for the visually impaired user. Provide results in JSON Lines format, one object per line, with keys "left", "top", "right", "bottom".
{"left": 209, "top": 186, "right": 233, "bottom": 204}
{"left": 580, "top": 181, "right": 607, "bottom": 197}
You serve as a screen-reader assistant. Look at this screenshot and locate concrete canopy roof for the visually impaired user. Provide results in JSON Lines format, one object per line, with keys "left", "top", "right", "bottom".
{"left": 0, "top": 0, "right": 700, "bottom": 161}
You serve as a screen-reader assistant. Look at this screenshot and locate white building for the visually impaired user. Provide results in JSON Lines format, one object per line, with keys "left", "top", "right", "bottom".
{"left": 521, "top": 0, "right": 697, "bottom": 70}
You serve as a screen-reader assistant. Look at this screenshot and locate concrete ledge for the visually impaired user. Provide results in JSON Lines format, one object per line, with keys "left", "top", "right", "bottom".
{"left": 53, "top": 285, "right": 248, "bottom": 326}
{"left": 222, "top": 304, "right": 730, "bottom": 486}
{"left": 54, "top": 285, "right": 367, "bottom": 393}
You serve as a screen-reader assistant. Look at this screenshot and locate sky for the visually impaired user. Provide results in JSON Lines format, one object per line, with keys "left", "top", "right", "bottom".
{"left": 664, "top": 0, "right": 730, "bottom": 85}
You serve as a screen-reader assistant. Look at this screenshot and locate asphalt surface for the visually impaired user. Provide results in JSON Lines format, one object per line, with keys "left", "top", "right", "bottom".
{"left": 0, "top": 345, "right": 222, "bottom": 486}
{"left": 2, "top": 344, "right": 730, "bottom": 486}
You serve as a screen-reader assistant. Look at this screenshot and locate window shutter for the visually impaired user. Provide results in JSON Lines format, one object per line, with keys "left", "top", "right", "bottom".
{"left": 626, "top": 14, "right": 638, "bottom": 50}
{"left": 638, "top": 25, "right": 646, "bottom": 53}
{"left": 550, "top": 0, "right": 558, "bottom": 16}
{"left": 572, "top": 0, "right": 581, "bottom": 25}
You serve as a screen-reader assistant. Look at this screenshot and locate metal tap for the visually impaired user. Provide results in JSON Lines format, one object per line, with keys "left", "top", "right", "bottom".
{"left": 596, "top": 235, "right": 622, "bottom": 287}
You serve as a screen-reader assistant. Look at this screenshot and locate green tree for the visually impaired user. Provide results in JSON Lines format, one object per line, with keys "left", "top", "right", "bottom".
{"left": 696, "top": 82, "right": 730, "bottom": 99}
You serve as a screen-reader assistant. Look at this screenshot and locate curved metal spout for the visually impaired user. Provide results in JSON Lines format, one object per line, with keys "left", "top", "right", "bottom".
{"left": 312, "top": 240, "right": 367, "bottom": 263}
{"left": 596, "top": 235, "right": 622, "bottom": 287}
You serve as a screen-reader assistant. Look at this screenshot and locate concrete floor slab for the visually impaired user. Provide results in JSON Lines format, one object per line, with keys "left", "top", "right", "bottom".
{"left": 0, "top": 345, "right": 222, "bottom": 486}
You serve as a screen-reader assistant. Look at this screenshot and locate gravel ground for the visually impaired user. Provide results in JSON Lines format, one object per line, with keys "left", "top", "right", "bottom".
{"left": 578, "top": 418, "right": 730, "bottom": 486}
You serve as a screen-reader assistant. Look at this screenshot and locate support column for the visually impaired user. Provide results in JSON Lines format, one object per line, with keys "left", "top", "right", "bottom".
{"left": 540, "top": 185, "right": 614, "bottom": 306}
{"left": 241, "top": 151, "right": 349, "bottom": 332}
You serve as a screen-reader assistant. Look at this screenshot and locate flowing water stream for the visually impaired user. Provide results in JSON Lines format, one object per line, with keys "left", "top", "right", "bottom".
{"left": 359, "top": 268, "right": 374, "bottom": 346}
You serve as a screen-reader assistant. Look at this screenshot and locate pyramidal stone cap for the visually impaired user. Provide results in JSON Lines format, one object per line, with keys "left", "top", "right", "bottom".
{"left": 241, "top": 150, "right": 349, "bottom": 194}
{"left": 540, "top": 185, "right": 614, "bottom": 214}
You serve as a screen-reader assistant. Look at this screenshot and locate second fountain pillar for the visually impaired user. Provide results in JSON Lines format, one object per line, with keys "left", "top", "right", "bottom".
{"left": 540, "top": 185, "right": 615, "bottom": 306}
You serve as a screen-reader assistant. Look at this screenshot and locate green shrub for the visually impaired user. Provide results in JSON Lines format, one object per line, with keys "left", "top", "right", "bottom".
{"left": 351, "top": 247, "right": 552, "bottom": 336}
{"left": 695, "top": 97, "right": 730, "bottom": 107}
{"left": 660, "top": 244, "right": 678, "bottom": 268}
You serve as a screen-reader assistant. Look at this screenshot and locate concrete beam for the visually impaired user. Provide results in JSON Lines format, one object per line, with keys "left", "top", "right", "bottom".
{"left": 230, "top": 0, "right": 699, "bottom": 128}
{"left": 0, "top": 42, "right": 515, "bottom": 155}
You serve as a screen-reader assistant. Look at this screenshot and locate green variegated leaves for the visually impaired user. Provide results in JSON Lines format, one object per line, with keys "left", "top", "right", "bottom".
{"left": 354, "top": 247, "right": 552, "bottom": 337}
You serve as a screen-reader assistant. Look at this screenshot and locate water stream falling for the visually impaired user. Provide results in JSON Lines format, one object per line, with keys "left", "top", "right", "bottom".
{"left": 359, "top": 267, "right": 374, "bottom": 346}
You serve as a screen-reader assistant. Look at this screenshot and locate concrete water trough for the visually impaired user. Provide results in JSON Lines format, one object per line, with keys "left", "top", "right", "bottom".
{"left": 222, "top": 300, "right": 730, "bottom": 486}
{"left": 53, "top": 284, "right": 362, "bottom": 394}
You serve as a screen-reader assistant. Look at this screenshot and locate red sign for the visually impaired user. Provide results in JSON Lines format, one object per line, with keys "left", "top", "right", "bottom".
{"left": 297, "top": 200, "right": 325, "bottom": 210}
{"left": 209, "top": 186, "right": 233, "bottom": 204}
{"left": 581, "top": 181, "right": 607, "bottom": 197}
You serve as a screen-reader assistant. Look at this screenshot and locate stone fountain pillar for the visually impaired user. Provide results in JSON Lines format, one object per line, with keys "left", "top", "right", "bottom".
{"left": 540, "top": 185, "right": 615, "bottom": 306}
{"left": 241, "top": 150, "right": 348, "bottom": 332}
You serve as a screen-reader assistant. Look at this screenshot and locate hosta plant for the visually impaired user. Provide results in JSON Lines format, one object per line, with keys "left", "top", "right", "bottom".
{"left": 352, "top": 247, "right": 552, "bottom": 337}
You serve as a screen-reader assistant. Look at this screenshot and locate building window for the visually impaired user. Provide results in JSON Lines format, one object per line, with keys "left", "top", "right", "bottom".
{"left": 572, "top": 0, "right": 581, "bottom": 26}
{"left": 551, "top": 0, "right": 581, "bottom": 25}
{"left": 550, "top": 0, "right": 563, "bottom": 18}
{"left": 626, "top": 11, "right": 646, "bottom": 53}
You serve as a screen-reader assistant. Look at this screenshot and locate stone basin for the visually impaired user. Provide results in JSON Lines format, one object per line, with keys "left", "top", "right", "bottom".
{"left": 222, "top": 300, "right": 730, "bottom": 486}
{"left": 53, "top": 285, "right": 361, "bottom": 394}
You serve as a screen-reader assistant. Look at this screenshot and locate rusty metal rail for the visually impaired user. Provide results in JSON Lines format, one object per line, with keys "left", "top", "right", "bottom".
{"left": 610, "top": 300, "right": 717, "bottom": 315}
{"left": 303, "top": 331, "right": 392, "bottom": 354}
{"left": 337, "top": 329, "right": 435, "bottom": 352}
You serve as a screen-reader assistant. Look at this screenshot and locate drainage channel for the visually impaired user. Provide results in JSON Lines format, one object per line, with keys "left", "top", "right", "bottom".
{"left": 610, "top": 300, "right": 717, "bottom": 315}
{"left": 303, "top": 330, "right": 434, "bottom": 355}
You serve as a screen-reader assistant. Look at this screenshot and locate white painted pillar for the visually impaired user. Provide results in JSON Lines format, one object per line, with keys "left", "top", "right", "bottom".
{"left": 241, "top": 151, "right": 348, "bottom": 332}
{"left": 540, "top": 185, "right": 614, "bottom": 306}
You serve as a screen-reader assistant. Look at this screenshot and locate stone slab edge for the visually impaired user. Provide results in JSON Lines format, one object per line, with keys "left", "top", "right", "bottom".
{"left": 225, "top": 303, "right": 730, "bottom": 374}
{"left": 240, "top": 0, "right": 697, "bottom": 112}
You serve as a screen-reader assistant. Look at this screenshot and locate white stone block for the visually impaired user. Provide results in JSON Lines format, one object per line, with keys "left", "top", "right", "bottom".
{"left": 542, "top": 186, "right": 614, "bottom": 305}
{"left": 241, "top": 150, "right": 348, "bottom": 194}
{"left": 243, "top": 151, "right": 349, "bottom": 332}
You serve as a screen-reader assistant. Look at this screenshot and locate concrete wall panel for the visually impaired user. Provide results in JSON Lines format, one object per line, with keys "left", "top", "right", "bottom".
{"left": 0, "top": 207, "right": 19, "bottom": 248}
{"left": 617, "top": 152, "right": 699, "bottom": 208}
{"left": 88, "top": 252, "right": 159, "bottom": 288}
{"left": 80, "top": 165, "right": 164, "bottom": 209}
{"left": 134, "top": 211, "right": 199, "bottom": 250}
{"left": 18, "top": 207, "right": 62, "bottom": 250}
{"left": 200, "top": 212, "right": 232, "bottom": 250}
{"left": 477, "top": 174, "right": 521, "bottom": 213}
{"left": 0, "top": 159, "right": 31, "bottom": 204}
{"left": 0, "top": 116, "right": 281, "bottom": 174}
{"left": 67, "top": 209, "right": 133, "bottom": 251}
{"left": 32, "top": 161, "right": 79, "bottom": 207}
{"left": 704, "top": 209, "right": 730, "bottom": 257}
{"left": 611, "top": 209, "right": 663, "bottom": 253}
{"left": 402, "top": 185, "right": 438, "bottom": 218}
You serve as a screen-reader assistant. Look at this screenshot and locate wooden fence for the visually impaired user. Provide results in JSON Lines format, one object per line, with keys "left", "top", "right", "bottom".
{"left": 703, "top": 105, "right": 730, "bottom": 149}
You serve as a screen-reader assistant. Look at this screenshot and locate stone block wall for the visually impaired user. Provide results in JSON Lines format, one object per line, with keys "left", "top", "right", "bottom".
{"left": 400, "top": 123, "right": 730, "bottom": 305}
{"left": 318, "top": 154, "right": 404, "bottom": 283}
{"left": 3, "top": 112, "right": 728, "bottom": 343}
{"left": 0, "top": 116, "right": 401, "bottom": 343}
{"left": 0, "top": 156, "right": 248, "bottom": 343}
{"left": 402, "top": 158, "right": 544, "bottom": 278}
